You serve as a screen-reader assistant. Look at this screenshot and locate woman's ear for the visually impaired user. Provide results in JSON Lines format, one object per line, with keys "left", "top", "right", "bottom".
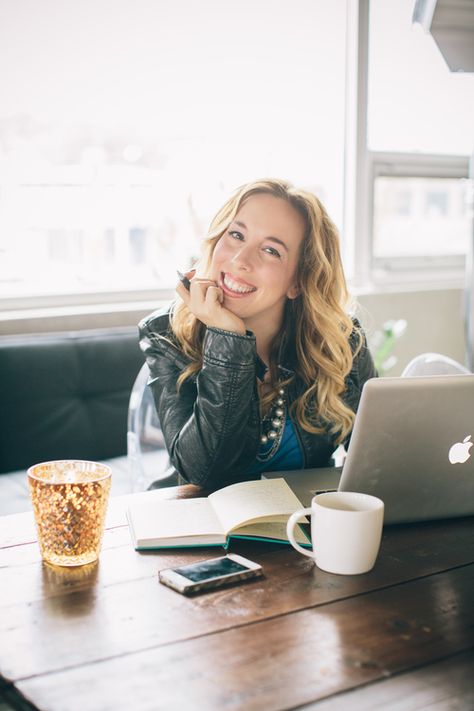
{"left": 286, "top": 283, "right": 300, "bottom": 300}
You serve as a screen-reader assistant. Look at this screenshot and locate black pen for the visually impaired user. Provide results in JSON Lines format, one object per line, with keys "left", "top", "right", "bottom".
{"left": 176, "top": 270, "right": 191, "bottom": 291}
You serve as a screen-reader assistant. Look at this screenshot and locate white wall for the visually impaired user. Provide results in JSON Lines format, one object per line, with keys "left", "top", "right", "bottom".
{"left": 357, "top": 287, "right": 466, "bottom": 375}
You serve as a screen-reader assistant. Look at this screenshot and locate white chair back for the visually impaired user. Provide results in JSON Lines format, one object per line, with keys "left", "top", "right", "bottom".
{"left": 401, "top": 352, "right": 470, "bottom": 377}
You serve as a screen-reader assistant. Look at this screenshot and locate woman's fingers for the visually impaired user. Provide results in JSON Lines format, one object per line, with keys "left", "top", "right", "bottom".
{"left": 176, "top": 268, "right": 195, "bottom": 292}
{"left": 191, "top": 277, "right": 217, "bottom": 289}
{"left": 176, "top": 273, "right": 219, "bottom": 312}
{"left": 189, "top": 278, "right": 219, "bottom": 304}
{"left": 190, "top": 280, "right": 222, "bottom": 311}
{"left": 205, "top": 284, "right": 224, "bottom": 306}
{"left": 176, "top": 280, "right": 190, "bottom": 301}
{"left": 176, "top": 272, "right": 244, "bottom": 333}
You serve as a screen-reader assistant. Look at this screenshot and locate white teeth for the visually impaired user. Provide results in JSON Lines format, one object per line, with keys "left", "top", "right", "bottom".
{"left": 223, "top": 274, "right": 256, "bottom": 294}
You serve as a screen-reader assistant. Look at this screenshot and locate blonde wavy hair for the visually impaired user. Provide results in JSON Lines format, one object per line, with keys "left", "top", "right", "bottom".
{"left": 171, "top": 178, "right": 361, "bottom": 444}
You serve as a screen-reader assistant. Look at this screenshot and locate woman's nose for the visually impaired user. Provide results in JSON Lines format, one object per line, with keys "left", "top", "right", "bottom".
{"left": 231, "top": 244, "right": 253, "bottom": 270}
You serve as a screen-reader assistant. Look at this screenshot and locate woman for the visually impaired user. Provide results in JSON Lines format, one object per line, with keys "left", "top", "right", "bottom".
{"left": 139, "top": 178, "right": 376, "bottom": 489}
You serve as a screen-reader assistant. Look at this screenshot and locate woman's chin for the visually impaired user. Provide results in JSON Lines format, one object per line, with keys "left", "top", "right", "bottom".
{"left": 223, "top": 297, "right": 251, "bottom": 318}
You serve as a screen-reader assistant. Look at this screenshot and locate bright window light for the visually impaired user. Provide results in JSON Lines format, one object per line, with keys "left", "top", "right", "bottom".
{"left": 0, "top": 0, "right": 347, "bottom": 300}
{"left": 373, "top": 176, "right": 471, "bottom": 259}
{"left": 368, "top": 0, "right": 474, "bottom": 155}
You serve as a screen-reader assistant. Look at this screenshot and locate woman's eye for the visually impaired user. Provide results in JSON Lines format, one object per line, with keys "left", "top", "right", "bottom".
{"left": 263, "top": 246, "right": 281, "bottom": 259}
{"left": 228, "top": 230, "right": 244, "bottom": 241}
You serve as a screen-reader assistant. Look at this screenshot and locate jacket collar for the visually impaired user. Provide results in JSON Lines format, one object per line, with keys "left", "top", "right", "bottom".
{"left": 255, "top": 341, "right": 296, "bottom": 382}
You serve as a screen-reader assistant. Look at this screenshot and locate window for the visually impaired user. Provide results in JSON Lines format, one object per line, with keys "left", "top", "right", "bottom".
{"left": 366, "top": 0, "right": 474, "bottom": 283}
{"left": 0, "top": 0, "right": 348, "bottom": 304}
{"left": 1, "top": 0, "right": 472, "bottom": 316}
{"left": 368, "top": 0, "right": 474, "bottom": 156}
{"left": 373, "top": 173, "right": 470, "bottom": 262}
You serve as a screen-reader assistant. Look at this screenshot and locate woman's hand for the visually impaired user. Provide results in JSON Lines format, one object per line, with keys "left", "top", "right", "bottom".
{"left": 176, "top": 270, "right": 246, "bottom": 335}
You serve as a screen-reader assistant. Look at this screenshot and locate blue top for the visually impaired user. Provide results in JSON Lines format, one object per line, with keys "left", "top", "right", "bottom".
{"left": 244, "top": 414, "right": 304, "bottom": 477}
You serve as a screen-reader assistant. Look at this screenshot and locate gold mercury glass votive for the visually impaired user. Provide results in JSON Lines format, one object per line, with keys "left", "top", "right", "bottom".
{"left": 27, "top": 460, "right": 112, "bottom": 567}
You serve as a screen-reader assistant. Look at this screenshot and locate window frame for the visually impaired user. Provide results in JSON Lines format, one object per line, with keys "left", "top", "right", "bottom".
{"left": 343, "top": 0, "right": 472, "bottom": 292}
{"left": 367, "top": 151, "right": 471, "bottom": 285}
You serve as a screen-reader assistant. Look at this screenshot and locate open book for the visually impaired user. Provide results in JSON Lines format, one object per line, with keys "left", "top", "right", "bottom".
{"left": 127, "top": 478, "right": 310, "bottom": 549}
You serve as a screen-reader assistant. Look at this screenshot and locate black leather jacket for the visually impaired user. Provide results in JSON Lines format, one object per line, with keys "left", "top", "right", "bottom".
{"left": 139, "top": 305, "right": 377, "bottom": 490}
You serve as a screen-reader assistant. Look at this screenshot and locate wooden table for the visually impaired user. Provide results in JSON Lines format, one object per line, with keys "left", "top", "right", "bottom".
{"left": 1, "top": 486, "right": 473, "bottom": 711}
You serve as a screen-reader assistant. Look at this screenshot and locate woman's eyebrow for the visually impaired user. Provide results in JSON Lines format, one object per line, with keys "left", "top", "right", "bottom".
{"left": 232, "top": 220, "right": 289, "bottom": 252}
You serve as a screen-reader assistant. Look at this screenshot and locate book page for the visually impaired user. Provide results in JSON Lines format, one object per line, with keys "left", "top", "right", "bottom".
{"left": 128, "top": 497, "right": 224, "bottom": 546}
{"left": 209, "top": 478, "right": 304, "bottom": 534}
{"left": 232, "top": 520, "right": 310, "bottom": 545}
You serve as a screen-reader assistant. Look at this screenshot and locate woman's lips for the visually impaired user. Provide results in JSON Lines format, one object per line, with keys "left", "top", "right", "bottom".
{"left": 220, "top": 272, "right": 257, "bottom": 297}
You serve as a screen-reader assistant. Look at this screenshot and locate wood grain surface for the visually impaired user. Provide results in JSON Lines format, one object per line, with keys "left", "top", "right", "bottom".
{"left": 14, "top": 565, "right": 474, "bottom": 711}
{"left": 303, "top": 650, "right": 474, "bottom": 710}
{"left": 1, "top": 486, "right": 473, "bottom": 711}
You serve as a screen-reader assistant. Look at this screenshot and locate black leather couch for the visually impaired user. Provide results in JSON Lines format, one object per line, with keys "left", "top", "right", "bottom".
{"left": 0, "top": 327, "right": 144, "bottom": 515}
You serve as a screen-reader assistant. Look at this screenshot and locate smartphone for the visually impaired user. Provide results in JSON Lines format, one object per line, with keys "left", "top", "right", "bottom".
{"left": 158, "top": 554, "right": 263, "bottom": 595}
{"left": 176, "top": 270, "right": 191, "bottom": 291}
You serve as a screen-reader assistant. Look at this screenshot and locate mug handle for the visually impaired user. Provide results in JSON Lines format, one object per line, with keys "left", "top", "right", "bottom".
{"left": 286, "top": 508, "right": 314, "bottom": 558}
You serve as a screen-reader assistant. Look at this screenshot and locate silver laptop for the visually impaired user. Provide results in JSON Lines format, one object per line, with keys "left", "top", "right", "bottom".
{"left": 264, "top": 375, "right": 474, "bottom": 524}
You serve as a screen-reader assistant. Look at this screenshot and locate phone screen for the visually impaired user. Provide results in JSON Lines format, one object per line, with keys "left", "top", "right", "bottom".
{"left": 173, "top": 557, "right": 249, "bottom": 583}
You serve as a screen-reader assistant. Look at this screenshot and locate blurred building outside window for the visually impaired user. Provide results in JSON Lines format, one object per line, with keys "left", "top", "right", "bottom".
{"left": 373, "top": 175, "right": 470, "bottom": 260}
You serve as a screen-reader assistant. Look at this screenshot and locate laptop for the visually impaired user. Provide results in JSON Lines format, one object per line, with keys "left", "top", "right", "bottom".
{"left": 263, "top": 375, "right": 474, "bottom": 524}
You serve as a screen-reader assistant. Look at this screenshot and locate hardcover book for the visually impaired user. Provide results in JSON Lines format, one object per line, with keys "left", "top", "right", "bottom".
{"left": 127, "top": 477, "right": 310, "bottom": 549}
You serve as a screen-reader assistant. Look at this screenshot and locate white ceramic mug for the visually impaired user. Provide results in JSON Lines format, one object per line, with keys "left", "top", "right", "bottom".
{"left": 286, "top": 491, "right": 384, "bottom": 575}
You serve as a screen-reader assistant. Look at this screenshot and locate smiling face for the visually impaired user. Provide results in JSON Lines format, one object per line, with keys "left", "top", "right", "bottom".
{"left": 209, "top": 193, "right": 306, "bottom": 334}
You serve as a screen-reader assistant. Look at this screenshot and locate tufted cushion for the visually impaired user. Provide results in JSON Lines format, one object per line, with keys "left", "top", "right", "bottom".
{"left": 0, "top": 328, "right": 144, "bottom": 474}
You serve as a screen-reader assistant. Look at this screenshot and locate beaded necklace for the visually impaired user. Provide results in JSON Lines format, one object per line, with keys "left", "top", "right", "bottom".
{"left": 257, "top": 386, "right": 286, "bottom": 462}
